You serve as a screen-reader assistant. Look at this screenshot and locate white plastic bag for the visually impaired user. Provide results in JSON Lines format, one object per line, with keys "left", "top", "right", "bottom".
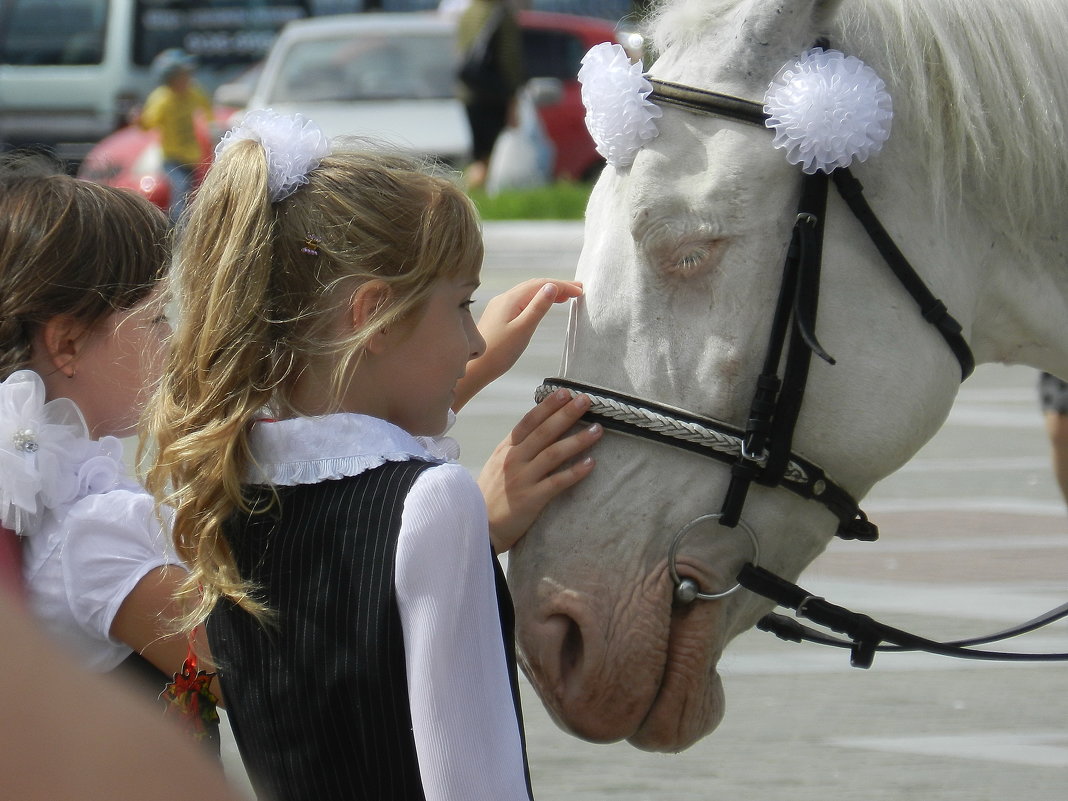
{"left": 485, "top": 87, "right": 554, "bottom": 195}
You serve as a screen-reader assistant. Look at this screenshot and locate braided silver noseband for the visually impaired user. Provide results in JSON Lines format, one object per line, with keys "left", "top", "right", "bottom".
{"left": 535, "top": 381, "right": 812, "bottom": 492}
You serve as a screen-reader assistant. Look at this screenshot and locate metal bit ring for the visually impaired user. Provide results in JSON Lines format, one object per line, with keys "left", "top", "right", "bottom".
{"left": 668, "top": 514, "right": 761, "bottom": 604}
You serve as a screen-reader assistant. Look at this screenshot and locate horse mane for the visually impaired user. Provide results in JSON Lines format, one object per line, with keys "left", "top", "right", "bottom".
{"left": 648, "top": 0, "right": 1068, "bottom": 244}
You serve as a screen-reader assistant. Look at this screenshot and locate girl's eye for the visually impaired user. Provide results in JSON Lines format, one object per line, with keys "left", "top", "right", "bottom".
{"left": 461, "top": 299, "right": 476, "bottom": 311}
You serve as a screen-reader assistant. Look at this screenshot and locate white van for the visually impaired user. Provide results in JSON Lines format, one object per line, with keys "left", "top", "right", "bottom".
{"left": 0, "top": 0, "right": 309, "bottom": 163}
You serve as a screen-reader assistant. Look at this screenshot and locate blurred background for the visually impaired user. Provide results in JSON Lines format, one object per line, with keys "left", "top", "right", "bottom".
{"left": 0, "top": 0, "right": 649, "bottom": 208}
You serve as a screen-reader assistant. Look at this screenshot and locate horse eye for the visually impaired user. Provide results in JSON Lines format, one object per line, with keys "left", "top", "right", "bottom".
{"left": 669, "top": 247, "right": 710, "bottom": 275}
{"left": 659, "top": 239, "right": 726, "bottom": 278}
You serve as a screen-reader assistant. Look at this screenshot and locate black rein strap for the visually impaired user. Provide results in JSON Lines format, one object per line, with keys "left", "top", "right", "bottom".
{"left": 738, "top": 564, "right": 1068, "bottom": 667}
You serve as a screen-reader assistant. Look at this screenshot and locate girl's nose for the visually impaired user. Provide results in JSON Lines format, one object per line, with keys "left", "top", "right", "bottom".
{"left": 467, "top": 318, "right": 486, "bottom": 361}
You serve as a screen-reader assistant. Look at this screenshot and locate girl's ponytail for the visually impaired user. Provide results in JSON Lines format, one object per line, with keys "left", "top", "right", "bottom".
{"left": 148, "top": 138, "right": 282, "bottom": 627}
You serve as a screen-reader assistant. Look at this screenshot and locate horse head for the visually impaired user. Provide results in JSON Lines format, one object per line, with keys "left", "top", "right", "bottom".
{"left": 508, "top": 0, "right": 1068, "bottom": 752}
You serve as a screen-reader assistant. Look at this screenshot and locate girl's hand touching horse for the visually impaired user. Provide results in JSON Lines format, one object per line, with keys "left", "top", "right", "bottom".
{"left": 479, "top": 388, "right": 602, "bottom": 554}
{"left": 453, "top": 279, "right": 582, "bottom": 411}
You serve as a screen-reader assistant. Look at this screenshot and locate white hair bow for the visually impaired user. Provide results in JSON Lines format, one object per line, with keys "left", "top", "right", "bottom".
{"left": 215, "top": 109, "right": 331, "bottom": 202}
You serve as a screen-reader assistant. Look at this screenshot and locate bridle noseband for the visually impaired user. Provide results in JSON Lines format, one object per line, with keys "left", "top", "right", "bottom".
{"left": 537, "top": 57, "right": 1068, "bottom": 667}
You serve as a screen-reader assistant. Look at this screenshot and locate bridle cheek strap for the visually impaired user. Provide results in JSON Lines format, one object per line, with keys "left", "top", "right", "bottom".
{"left": 720, "top": 171, "right": 856, "bottom": 533}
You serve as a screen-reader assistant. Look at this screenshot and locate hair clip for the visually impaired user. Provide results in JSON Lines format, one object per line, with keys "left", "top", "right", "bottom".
{"left": 300, "top": 234, "right": 321, "bottom": 256}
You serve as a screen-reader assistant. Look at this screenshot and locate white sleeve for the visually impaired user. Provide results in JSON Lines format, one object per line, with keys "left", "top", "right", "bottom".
{"left": 61, "top": 489, "right": 182, "bottom": 644}
{"left": 395, "top": 463, "right": 530, "bottom": 801}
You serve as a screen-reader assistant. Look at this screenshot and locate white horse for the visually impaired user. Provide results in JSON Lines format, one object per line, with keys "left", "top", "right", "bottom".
{"left": 507, "top": 0, "right": 1068, "bottom": 753}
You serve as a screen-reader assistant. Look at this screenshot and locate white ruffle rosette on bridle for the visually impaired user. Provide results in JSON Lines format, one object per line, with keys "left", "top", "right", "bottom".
{"left": 578, "top": 42, "right": 662, "bottom": 168}
{"left": 0, "top": 371, "right": 123, "bottom": 534}
{"left": 215, "top": 109, "right": 331, "bottom": 202}
{"left": 763, "top": 47, "right": 892, "bottom": 174}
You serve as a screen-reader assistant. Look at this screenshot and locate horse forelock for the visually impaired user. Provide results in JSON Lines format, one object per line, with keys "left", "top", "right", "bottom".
{"left": 646, "top": 0, "right": 1068, "bottom": 247}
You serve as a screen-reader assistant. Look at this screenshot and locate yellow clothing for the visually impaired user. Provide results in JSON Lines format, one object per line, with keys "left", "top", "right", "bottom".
{"left": 139, "top": 84, "right": 212, "bottom": 166}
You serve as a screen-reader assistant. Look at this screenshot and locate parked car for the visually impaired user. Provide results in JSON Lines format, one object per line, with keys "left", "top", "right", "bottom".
{"left": 246, "top": 13, "right": 472, "bottom": 165}
{"left": 78, "top": 10, "right": 639, "bottom": 206}
{"left": 0, "top": 0, "right": 310, "bottom": 165}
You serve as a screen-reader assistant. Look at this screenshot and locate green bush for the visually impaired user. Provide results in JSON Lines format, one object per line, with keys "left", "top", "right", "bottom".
{"left": 468, "top": 181, "right": 594, "bottom": 220}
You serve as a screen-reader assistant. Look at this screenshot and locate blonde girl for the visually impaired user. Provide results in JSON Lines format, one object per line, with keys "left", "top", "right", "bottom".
{"left": 0, "top": 154, "right": 191, "bottom": 691}
{"left": 147, "top": 111, "right": 601, "bottom": 801}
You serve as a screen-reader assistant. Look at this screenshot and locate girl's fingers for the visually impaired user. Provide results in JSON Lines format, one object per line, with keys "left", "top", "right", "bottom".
{"left": 527, "top": 420, "right": 602, "bottom": 477}
{"left": 513, "top": 393, "right": 593, "bottom": 457}
{"left": 518, "top": 450, "right": 598, "bottom": 514}
{"left": 511, "top": 282, "right": 559, "bottom": 329}
{"left": 511, "top": 278, "right": 582, "bottom": 306}
{"left": 537, "top": 454, "right": 597, "bottom": 495}
{"left": 505, "top": 279, "right": 581, "bottom": 337}
{"left": 507, "top": 388, "right": 585, "bottom": 444}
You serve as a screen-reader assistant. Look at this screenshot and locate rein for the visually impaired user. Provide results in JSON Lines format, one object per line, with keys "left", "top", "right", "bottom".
{"left": 541, "top": 64, "right": 1068, "bottom": 667}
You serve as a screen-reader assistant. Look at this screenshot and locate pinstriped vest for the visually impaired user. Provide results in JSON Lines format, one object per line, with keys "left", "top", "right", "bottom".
{"left": 208, "top": 460, "right": 531, "bottom": 801}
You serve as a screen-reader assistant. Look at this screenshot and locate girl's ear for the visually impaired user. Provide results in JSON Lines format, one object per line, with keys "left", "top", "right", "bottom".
{"left": 38, "top": 314, "right": 91, "bottom": 377}
{"left": 349, "top": 280, "right": 392, "bottom": 354}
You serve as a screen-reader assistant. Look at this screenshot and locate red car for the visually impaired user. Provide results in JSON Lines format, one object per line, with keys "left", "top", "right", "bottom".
{"left": 77, "top": 115, "right": 219, "bottom": 212}
{"left": 78, "top": 11, "right": 638, "bottom": 206}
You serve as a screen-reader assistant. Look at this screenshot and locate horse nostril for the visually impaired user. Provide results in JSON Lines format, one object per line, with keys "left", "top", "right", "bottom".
{"left": 553, "top": 614, "right": 584, "bottom": 684}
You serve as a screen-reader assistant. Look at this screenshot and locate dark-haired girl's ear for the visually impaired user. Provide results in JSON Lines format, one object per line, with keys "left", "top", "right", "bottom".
{"left": 350, "top": 280, "right": 392, "bottom": 353}
{"left": 38, "top": 314, "right": 90, "bottom": 378}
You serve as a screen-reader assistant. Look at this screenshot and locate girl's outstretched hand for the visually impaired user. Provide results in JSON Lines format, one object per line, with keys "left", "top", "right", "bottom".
{"left": 453, "top": 279, "right": 582, "bottom": 411}
{"left": 479, "top": 389, "right": 603, "bottom": 554}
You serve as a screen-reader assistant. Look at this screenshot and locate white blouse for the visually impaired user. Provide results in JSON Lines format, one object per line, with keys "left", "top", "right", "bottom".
{"left": 248, "top": 413, "right": 530, "bottom": 801}
{"left": 22, "top": 478, "right": 179, "bottom": 672}
{"left": 0, "top": 370, "right": 181, "bottom": 672}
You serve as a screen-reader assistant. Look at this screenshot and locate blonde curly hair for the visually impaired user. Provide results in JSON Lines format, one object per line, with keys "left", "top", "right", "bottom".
{"left": 145, "top": 140, "right": 483, "bottom": 630}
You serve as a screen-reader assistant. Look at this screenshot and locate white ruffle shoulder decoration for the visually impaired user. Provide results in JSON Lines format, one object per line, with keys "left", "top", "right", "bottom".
{"left": 763, "top": 47, "right": 893, "bottom": 174}
{"left": 578, "top": 42, "right": 662, "bottom": 168}
{"left": 247, "top": 412, "right": 459, "bottom": 487}
{"left": 0, "top": 371, "right": 124, "bottom": 534}
{"left": 215, "top": 109, "right": 331, "bottom": 202}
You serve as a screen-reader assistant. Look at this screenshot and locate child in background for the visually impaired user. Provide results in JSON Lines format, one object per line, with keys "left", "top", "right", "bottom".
{"left": 139, "top": 48, "right": 214, "bottom": 221}
{"left": 0, "top": 154, "right": 192, "bottom": 692}
{"left": 1039, "top": 371, "right": 1068, "bottom": 507}
{"left": 147, "top": 111, "right": 601, "bottom": 801}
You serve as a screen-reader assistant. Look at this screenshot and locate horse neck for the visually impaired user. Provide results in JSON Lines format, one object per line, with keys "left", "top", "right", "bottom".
{"left": 971, "top": 233, "right": 1068, "bottom": 377}
{"left": 840, "top": 145, "right": 1068, "bottom": 381}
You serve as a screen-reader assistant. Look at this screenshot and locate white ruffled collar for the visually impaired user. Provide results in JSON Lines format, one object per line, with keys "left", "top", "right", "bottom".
{"left": 0, "top": 370, "right": 126, "bottom": 535}
{"left": 247, "top": 412, "right": 460, "bottom": 486}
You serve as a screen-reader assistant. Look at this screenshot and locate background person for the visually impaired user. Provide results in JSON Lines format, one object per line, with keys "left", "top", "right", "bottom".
{"left": 139, "top": 48, "right": 214, "bottom": 221}
{"left": 0, "top": 154, "right": 202, "bottom": 701}
{"left": 1039, "top": 371, "right": 1068, "bottom": 506}
{"left": 457, "top": 0, "right": 524, "bottom": 189}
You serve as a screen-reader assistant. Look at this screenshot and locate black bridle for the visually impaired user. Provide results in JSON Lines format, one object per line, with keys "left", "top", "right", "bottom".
{"left": 536, "top": 61, "right": 1068, "bottom": 667}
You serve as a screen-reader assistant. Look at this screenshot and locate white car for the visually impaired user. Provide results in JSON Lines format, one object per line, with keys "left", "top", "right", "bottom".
{"left": 237, "top": 13, "right": 472, "bottom": 166}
